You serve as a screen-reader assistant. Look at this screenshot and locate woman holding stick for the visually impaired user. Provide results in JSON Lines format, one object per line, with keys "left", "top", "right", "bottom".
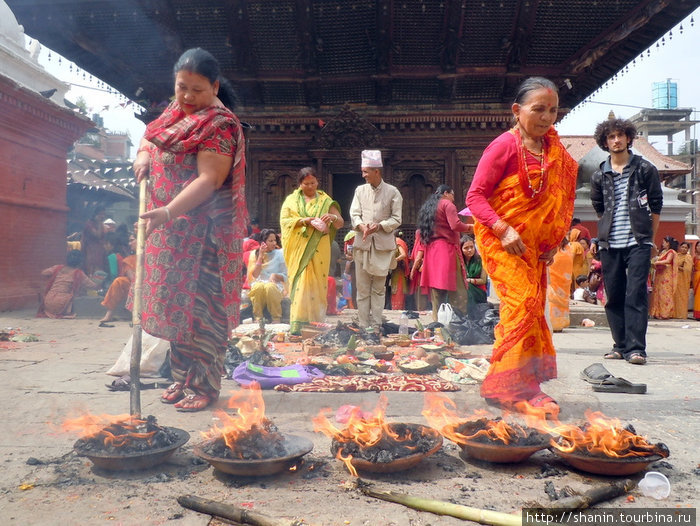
{"left": 466, "top": 77, "right": 578, "bottom": 416}
{"left": 133, "top": 48, "right": 248, "bottom": 412}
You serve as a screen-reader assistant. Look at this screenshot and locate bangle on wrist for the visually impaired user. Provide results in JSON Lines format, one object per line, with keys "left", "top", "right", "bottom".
{"left": 164, "top": 207, "right": 171, "bottom": 221}
{"left": 137, "top": 147, "right": 149, "bottom": 155}
{"left": 491, "top": 219, "right": 509, "bottom": 238}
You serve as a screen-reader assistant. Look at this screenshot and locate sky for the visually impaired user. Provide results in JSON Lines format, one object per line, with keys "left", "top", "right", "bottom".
{"left": 32, "top": 6, "right": 700, "bottom": 158}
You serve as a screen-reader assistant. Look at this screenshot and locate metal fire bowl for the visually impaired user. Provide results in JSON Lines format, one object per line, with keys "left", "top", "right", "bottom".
{"left": 458, "top": 438, "right": 548, "bottom": 464}
{"left": 193, "top": 434, "right": 314, "bottom": 476}
{"left": 344, "top": 425, "right": 443, "bottom": 474}
{"left": 550, "top": 448, "right": 664, "bottom": 476}
{"left": 74, "top": 427, "right": 190, "bottom": 471}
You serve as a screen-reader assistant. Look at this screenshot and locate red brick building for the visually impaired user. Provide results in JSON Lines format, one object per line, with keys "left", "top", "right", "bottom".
{"left": 0, "top": 78, "right": 91, "bottom": 310}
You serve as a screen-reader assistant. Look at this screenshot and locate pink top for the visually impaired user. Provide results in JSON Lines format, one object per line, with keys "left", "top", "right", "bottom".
{"left": 466, "top": 132, "right": 521, "bottom": 228}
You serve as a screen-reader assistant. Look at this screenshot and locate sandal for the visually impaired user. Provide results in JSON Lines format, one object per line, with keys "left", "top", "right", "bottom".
{"left": 485, "top": 393, "right": 559, "bottom": 418}
{"left": 581, "top": 363, "right": 646, "bottom": 393}
{"left": 174, "top": 393, "right": 212, "bottom": 412}
{"left": 160, "top": 382, "right": 185, "bottom": 404}
{"left": 627, "top": 353, "right": 647, "bottom": 365}
{"left": 603, "top": 350, "right": 623, "bottom": 360}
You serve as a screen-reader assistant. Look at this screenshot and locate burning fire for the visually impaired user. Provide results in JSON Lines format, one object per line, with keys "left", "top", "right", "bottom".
{"left": 524, "top": 410, "right": 669, "bottom": 459}
{"left": 61, "top": 412, "right": 161, "bottom": 450}
{"left": 422, "top": 393, "right": 531, "bottom": 445}
{"left": 200, "top": 382, "right": 285, "bottom": 459}
{"left": 313, "top": 395, "right": 416, "bottom": 476}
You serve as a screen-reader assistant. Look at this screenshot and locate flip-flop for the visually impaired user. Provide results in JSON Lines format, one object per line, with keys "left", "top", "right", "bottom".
{"left": 98, "top": 321, "right": 115, "bottom": 328}
{"left": 580, "top": 363, "right": 646, "bottom": 394}
{"left": 106, "top": 375, "right": 158, "bottom": 391}
{"left": 592, "top": 378, "right": 647, "bottom": 394}
{"left": 580, "top": 363, "right": 615, "bottom": 384}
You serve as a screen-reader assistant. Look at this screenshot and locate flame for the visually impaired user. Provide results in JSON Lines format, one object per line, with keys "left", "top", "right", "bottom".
{"left": 313, "top": 395, "right": 413, "bottom": 476}
{"left": 200, "top": 382, "right": 271, "bottom": 451}
{"left": 422, "top": 393, "right": 527, "bottom": 445}
{"left": 60, "top": 412, "right": 157, "bottom": 448}
{"left": 523, "top": 409, "right": 666, "bottom": 458}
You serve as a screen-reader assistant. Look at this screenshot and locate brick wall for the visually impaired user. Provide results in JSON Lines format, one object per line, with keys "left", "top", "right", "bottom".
{"left": 0, "top": 77, "right": 92, "bottom": 311}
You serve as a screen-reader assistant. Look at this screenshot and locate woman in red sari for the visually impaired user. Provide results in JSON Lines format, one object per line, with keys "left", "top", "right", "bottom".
{"left": 134, "top": 48, "right": 248, "bottom": 412}
{"left": 418, "top": 184, "right": 473, "bottom": 321}
{"left": 466, "top": 77, "right": 578, "bottom": 416}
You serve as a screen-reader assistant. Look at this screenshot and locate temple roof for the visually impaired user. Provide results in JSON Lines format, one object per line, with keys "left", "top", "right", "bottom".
{"left": 7, "top": 0, "right": 700, "bottom": 114}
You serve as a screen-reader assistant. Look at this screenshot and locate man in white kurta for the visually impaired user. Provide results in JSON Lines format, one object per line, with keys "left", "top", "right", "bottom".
{"left": 349, "top": 150, "right": 403, "bottom": 331}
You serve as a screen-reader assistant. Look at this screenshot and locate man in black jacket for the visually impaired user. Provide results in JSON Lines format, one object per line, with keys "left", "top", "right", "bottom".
{"left": 590, "top": 118, "right": 663, "bottom": 365}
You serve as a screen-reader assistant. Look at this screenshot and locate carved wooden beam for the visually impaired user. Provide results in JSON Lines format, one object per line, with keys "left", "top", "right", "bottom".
{"left": 135, "top": 0, "right": 183, "bottom": 65}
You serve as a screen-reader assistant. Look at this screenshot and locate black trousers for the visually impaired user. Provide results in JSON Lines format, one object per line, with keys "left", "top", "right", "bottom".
{"left": 600, "top": 244, "right": 651, "bottom": 358}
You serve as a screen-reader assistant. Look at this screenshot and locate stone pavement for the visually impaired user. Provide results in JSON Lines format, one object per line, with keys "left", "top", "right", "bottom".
{"left": 0, "top": 306, "right": 698, "bottom": 524}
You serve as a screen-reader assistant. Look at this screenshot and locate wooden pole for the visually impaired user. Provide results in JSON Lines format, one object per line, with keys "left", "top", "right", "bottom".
{"left": 129, "top": 178, "right": 148, "bottom": 418}
{"left": 177, "top": 495, "right": 299, "bottom": 526}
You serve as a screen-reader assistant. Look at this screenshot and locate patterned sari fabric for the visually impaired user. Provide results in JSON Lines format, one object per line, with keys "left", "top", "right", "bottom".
{"left": 693, "top": 255, "right": 700, "bottom": 319}
{"left": 649, "top": 249, "right": 677, "bottom": 319}
{"left": 673, "top": 252, "right": 692, "bottom": 319}
{"left": 280, "top": 189, "right": 339, "bottom": 333}
{"left": 139, "top": 101, "right": 247, "bottom": 398}
{"left": 474, "top": 128, "right": 578, "bottom": 402}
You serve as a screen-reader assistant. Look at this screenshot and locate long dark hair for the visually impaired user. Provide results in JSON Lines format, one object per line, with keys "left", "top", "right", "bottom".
{"left": 173, "top": 48, "right": 238, "bottom": 110}
{"left": 417, "top": 184, "right": 453, "bottom": 242}
{"left": 460, "top": 235, "right": 482, "bottom": 266}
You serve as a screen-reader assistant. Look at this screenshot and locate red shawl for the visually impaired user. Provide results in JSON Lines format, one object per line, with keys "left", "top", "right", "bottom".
{"left": 140, "top": 101, "right": 248, "bottom": 342}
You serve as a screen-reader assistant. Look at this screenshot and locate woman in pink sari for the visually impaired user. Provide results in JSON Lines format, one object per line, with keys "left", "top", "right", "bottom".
{"left": 134, "top": 48, "right": 247, "bottom": 412}
{"left": 418, "top": 184, "right": 473, "bottom": 321}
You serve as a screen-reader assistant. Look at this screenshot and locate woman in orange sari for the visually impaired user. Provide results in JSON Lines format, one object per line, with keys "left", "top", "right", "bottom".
{"left": 673, "top": 241, "right": 692, "bottom": 319}
{"left": 649, "top": 236, "right": 677, "bottom": 319}
{"left": 693, "top": 242, "right": 700, "bottom": 320}
{"left": 547, "top": 237, "right": 574, "bottom": 332}
{"left": 466, "top": 77, "right": 578, "bottom": 415}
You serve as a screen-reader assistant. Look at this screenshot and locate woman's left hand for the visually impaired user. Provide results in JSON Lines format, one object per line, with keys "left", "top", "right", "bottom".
{"left": 140, "top": 207, "right": 171, "bottom": 236}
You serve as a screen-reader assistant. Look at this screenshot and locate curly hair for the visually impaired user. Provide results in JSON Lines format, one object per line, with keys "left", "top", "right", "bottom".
{"left": 593, "top": 118, "right": 637, "bottom": 151}
{"left": 417, "top": 184, "right": 453, "bottom": 242}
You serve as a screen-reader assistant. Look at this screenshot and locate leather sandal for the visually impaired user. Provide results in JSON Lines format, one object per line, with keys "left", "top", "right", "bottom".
{"left": 160, "top": 382, "right": 185, "bottom": 404}
{"left": 581, "top": 363, "right": 646, "bottom": 393}
{"left": 603, "top": 350, "right": 623, "bottom": 360}
{"left": 627, "top": 353, "right": 647, "bottom": 365}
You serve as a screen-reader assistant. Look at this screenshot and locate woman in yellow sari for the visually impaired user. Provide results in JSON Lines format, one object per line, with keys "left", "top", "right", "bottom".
{"left": 280, "top": 167, "right": 343, "bottom": 334}
{"left": 466, "top": 77, "right": 578, "bottom": 416}
{"left": 673, "top": 241, "right": 692, "bottom": 319}
{"left": 693, "top": 242, "right": 700, "bottom": 320}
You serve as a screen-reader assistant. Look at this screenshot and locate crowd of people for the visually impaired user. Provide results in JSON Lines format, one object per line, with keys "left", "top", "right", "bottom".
{"left": 38, "top": 57, "right": 700, "bottom": 415}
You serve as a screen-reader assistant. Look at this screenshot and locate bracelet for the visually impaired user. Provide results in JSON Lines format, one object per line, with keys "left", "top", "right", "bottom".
{"left": 164, "top": 207, "right": 171, "bottom": 221}
{"left": 137, "top": 147, "right": 150, "bottom": 155}
{"left": 491, "top": 219, "right": 509, "bottom": 238}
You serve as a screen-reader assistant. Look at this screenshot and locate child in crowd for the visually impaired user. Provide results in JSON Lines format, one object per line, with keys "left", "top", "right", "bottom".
{"left": 572, "top": 275, "right": 597, "bottom": 304}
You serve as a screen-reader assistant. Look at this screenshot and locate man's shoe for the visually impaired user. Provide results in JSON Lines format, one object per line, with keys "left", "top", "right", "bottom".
{"left": 628, "top": 353, "right": 647, "bottom": 365}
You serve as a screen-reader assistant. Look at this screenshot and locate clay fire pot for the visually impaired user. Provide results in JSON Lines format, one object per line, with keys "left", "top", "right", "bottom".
{"left": 74, "top": 427, "right": 190, "bottom": 471}
{"left": 458, "top": 438, "right": 548, "bottom": 464}
{"left": 550, "top": 448, "right": 664, "bottom": 476}
{"left": 340, "top": 424, "right": 443, "bottom": 474}
{"left": 194, "top": 434, "right": 313, "bottom": 476}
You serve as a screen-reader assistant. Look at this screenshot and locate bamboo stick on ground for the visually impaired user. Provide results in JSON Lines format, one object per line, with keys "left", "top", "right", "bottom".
{"left": 129, "top": 178, "right": 148, "bottom": 418}
{"left": 359, "top": 483, "right": 523, "bottom": 526}
{"left": 533, "top": 479, "right": 636, "bottom": 513}
{"left": 177, "top": 495, "right": 300, "bottom": 526}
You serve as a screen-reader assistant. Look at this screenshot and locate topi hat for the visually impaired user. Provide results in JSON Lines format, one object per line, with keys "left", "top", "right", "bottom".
{"left": 361, "top": 149, "right": 383, "bottom": 168}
